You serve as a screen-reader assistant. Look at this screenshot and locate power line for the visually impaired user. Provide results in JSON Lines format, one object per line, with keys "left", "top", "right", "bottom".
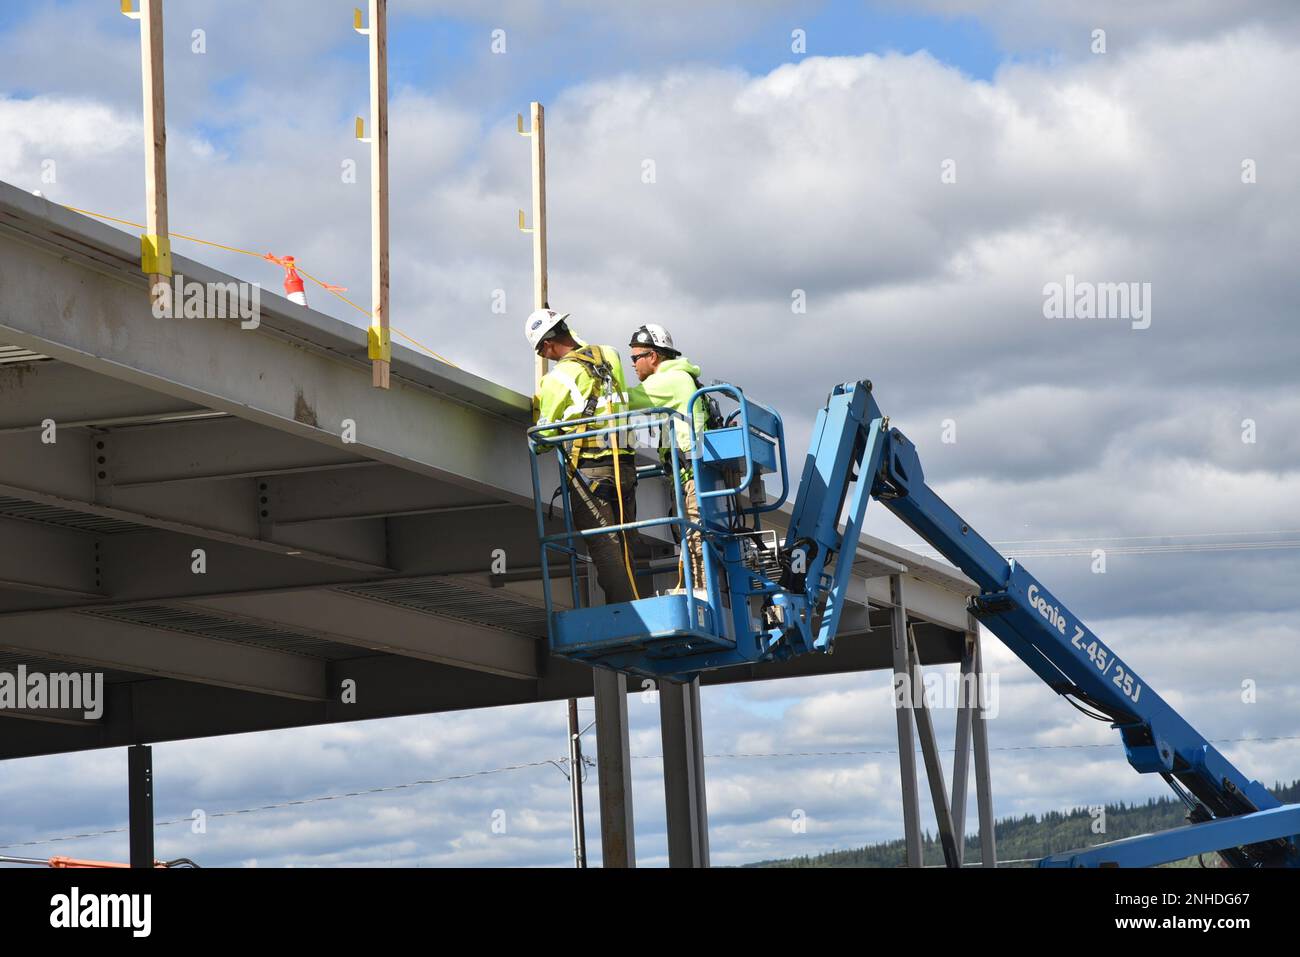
{"left": 0, "top": 758, "right": 565, "bottom": 853}
{"left": 632, "top": 733, "right": 1300, "bottom": 761}
{"left": 4, "top": 734, "right": 1296, "bottom": 855}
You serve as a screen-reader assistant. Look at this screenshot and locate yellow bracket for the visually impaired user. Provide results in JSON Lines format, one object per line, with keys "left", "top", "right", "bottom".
{"left": 355, "top": 117, "right": 371, "bottom": 144}
{"left": 121, "top": 0, "right": 141, "bottom": 20}
{"left": 518, "top": 210, "right": 533, "bottom": 234}
{"left": 140, "top": 234, "right": 173, "bottom": 277}
{"left": 517, "top": 113, "right": 532, "bottom": 136}
{"left": 368, "top": 324, "right": 391, "bottom": 362}
{"left": 353, "top": 8, "right": 370, "bottom": 35}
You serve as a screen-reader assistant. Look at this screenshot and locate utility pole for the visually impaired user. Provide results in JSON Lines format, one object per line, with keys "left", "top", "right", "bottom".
{"left": 518, "top": 102, "right": 548, "bottom": 383}
{"left": 122, "top": 0, "right": 170, "bottom": 308}
{"left": 355, "top": 2, "right": 391, "bottom": 389}
{"left": 568, "top": 699, "right": 588, "bottom": 867}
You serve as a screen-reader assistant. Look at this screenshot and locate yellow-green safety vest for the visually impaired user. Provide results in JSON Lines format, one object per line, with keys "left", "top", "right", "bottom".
{"left": 532, "top": 345, "right": 634, "bottom": 465}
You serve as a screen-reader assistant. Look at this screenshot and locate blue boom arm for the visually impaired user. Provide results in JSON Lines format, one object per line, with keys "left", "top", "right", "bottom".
{"left": 785, "top": 381, "right": 1298, "bottom": 867}
{"left": 527, "top": 377, "right": 1299, "bottom": 865}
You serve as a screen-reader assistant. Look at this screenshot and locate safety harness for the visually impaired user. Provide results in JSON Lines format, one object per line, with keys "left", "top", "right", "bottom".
{"left": 554, "top": 345, "right": 633, "bottom": 469}
{"left": 551, "top": 345, "right": 641, "bottom": 600}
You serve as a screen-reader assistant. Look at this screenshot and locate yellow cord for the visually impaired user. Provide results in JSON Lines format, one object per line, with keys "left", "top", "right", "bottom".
{"left": 58, "top": 204, "right": 458, "bottom": 367}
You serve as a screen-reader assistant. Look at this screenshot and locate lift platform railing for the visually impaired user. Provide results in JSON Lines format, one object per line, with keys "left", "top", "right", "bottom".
{"left": 526, "top": 385, "right": 791, "bottom": 672}
{"left": 528, "top": 405, "right": 706, "bottom": 623}
{"left": 692, "top": 383, "right": 790, "bottom": 517}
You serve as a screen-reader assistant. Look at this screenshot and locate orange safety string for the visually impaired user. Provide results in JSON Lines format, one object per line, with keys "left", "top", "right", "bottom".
{"left": 58, "top": 204, "right": 458, "bottom": 368}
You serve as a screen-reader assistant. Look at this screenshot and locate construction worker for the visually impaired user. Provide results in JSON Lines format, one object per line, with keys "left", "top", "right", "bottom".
{"left": 526, "top": 308, "right": 640, "bottom": 604}
{"left": 625, "top": 324, "right": 714, "bottom": 592}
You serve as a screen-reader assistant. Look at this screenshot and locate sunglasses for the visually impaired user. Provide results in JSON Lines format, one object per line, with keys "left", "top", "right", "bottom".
{"left": 631, "top": 352, "right": 655, "bottom": 363}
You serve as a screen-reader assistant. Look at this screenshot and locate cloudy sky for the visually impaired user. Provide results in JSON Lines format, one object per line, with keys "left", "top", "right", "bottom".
{"left": 1, "top": 0, "right": 1298, "bottom": 867}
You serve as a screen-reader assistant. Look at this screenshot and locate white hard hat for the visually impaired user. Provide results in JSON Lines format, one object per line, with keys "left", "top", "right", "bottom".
{"left": 525, "top": 308, "right": 571, "bottom": 351}
{"left": 629, "top": 323, "right": 678, "bottom": 356}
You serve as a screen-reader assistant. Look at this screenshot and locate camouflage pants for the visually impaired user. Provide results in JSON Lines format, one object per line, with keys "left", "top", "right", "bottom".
{"left": 682, "top": 477, "right": 705, "bottom": 589}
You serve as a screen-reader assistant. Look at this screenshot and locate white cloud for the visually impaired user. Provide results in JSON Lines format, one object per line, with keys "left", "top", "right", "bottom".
{"left": 1, "top": 7, "right": 1298, "bottom": 867}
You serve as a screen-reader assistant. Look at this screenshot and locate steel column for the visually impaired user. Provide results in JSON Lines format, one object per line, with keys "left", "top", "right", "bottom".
{"left": 689, "top": 678, "right": 710, "bottom": 865}
{"left": 950, "top": 619, "right": 978, "bottom": 865}
{"left": 128, "top": 744, "right": 154, "bottom": 868}
{"left": 660, "top": 677, "right": 708, "bottom": 867}
{"left": 593, "top": 668, "right": 636, "bottom": 867}
{"left": 890, "top": 574, "right": 924, "bottom": 866}
{"left": 908, "top": 624, "right": 959, "bottom": 867}
{"left": 971, "top": 628, "right": 997, "bottom": 867}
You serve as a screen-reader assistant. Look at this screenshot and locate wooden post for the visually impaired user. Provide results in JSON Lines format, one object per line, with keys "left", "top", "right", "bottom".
{"left": 126, "top": 0, "right": 170, "bottom": 305}
{"left": 362, "top": 0, "right": 391, "bottom": 389}
{"left": 520, "top": 102, "right": 548, "bottom": 387}
{"left": 522, "top": 102, "right": 567, "bottom": 809}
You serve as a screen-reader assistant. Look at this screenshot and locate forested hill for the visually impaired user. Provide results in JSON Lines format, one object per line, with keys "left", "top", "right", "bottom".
{"left": 747, "top": 780, "right": 1300, "bottom": 868}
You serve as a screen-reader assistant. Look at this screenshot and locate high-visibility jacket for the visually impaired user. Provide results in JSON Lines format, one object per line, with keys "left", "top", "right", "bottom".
{"left": 626, "top": 356, "right": 709, "bottom": 457}
{"left": 532, "top": 344, "right": 633, "bottom": 464}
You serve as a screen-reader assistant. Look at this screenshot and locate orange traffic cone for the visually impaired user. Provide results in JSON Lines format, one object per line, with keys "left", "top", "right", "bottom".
{"left": 266, "top": 253, "right": 307, "bottom": 306}
{"left": 265, "top": 254, "right": 348, "bottom": 310}
{"left": 282, "top": 256, "right": 307, "bottom": 306}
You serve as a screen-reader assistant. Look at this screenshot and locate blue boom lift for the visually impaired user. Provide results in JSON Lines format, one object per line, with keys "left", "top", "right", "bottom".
{"left": 528, "top": 380, "right": 1300, "bottom": 867}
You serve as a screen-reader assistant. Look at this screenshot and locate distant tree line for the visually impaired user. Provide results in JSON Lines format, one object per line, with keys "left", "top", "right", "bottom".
{"left": 746, "top": 779, "right": 1300, "bottom": 868}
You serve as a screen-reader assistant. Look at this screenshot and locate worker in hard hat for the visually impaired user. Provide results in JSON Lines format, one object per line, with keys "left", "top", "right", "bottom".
{"left": 526, "top": 308, "right": 640, "bottom": 604}
{"left": 625, "top": 324, "right": 715, "bottom": 592}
